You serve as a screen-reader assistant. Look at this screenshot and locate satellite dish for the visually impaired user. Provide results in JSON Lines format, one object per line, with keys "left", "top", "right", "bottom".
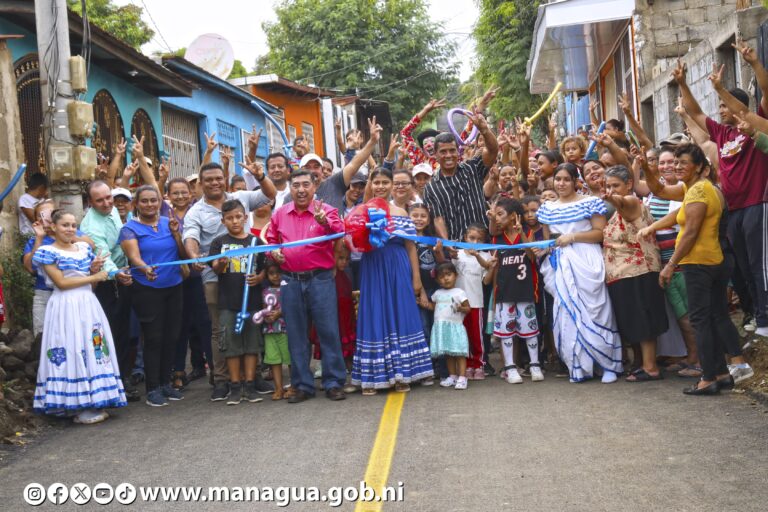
{"left": 184, "top": 34, "right": 235, "bottom": 80}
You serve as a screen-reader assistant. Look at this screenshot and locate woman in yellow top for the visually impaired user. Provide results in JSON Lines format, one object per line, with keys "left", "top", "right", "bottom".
{"left": 643, "top": 143, "right": 739, "bottom": 395}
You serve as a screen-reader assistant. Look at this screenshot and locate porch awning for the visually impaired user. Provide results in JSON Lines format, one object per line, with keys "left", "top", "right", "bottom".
{"left": 526, "top": 0, "right": 634, "bottom": 94}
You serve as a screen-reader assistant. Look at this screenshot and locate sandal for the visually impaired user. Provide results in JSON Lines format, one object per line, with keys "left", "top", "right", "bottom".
{"left": 664, "top": 361, "right": 689, "bottom": 372}
{"left": 362, "top": 388, "right": 377, "bottom": 396}
{"left": 625, "top": 368, "right": 663, "bottom": 382}
{"left": 271, "top": 391, "right": 284, "bottom": 401}
{"left": 394, "top": 383, "right": 411, "bottom": 393}
{"left": 678, "top": 365, "right": 703, "bottom": 378}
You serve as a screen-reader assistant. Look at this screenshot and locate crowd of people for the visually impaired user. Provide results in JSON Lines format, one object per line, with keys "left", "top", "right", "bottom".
{"left": 16, "top": 39, "right": 768, "bottom": 424}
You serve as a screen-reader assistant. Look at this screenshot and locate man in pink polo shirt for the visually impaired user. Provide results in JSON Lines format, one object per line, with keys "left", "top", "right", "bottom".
{"left": 266, "top": 169, "right": 347, "bottom": 403}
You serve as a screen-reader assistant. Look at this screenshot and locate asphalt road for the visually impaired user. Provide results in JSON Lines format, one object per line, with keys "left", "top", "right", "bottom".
{"left": 1, "top": 360, "right": 767, "bottom": 512}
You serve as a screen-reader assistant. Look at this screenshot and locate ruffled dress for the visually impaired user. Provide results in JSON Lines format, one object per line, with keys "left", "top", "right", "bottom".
{"left": 32, "top": 242, "right": 127, "bottom": 414}
{"left": 351, "top": 216, "right": 434, "bottom": 389}
{"left": 537, "top": 197, "right": 623, "bottom": 381}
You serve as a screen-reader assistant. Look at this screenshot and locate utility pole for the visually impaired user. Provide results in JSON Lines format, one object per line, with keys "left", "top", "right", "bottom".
{"left": 34, "top": 0, "right": 83, "bottom": 219}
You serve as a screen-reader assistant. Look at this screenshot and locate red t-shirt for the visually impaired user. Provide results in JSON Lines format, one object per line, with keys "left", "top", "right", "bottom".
{"left": 706, "top": 108, "right": 768, "bottom": 210}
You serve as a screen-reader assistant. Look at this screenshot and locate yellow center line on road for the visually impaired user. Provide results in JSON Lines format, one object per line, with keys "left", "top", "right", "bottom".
{"left": 355, "top": 392, "right": 406, "bottom": 512}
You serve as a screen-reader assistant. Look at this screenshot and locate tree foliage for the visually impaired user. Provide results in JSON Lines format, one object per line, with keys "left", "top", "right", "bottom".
{"left": 262, "top": 0, "right": 458, "bottom": 126}
{"left": 67, "top": 0, "right": 154, "bottom": 50}
{"left": 228, "top": 59, "right": 249, "bottom": 79}
{"left": 473, "top": 0, "right": 541, "bottom": 120}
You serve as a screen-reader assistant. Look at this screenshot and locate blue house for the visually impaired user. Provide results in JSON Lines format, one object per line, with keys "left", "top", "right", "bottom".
{"left": 160, "top": 57, "right": 279, "bottom": 181}
{"left": 0, "top": 2, "right": 192, "bottom": 177}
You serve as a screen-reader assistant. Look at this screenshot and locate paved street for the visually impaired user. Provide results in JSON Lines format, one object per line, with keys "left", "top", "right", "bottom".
{"left": 1, "top": 361, "right": 767, "bottom": 511}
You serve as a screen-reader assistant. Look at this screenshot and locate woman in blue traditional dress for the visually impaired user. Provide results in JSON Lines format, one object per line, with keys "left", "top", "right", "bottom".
{"left": 535, "top": 163, "right": 623, "bottom": 383}
{"left": 32, "top": 210, "right": 127, "bottom": 424}
{"left": 351, "top": 168, "right": 434, "bottom": 395}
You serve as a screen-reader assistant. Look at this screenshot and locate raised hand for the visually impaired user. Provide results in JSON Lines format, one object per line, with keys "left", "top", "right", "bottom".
{"left": 671, "top": 59, "right": 687, "bottom": 85}
{"left": 548, "top": 113, "right": 558, "bottom": 131}
{"left": 239, "top": 155, "right": 264, "bottom": 179}
{"left": 248, "top": 125, "right": 262, "bottom": 149}
{"left": 169, "top": 217, "right": 180, "bottom": 234}
{"left": 592, "top": 131, "right": 614, "bottom": 148}
{"left": 158, "top": 156, "right": 170, "bottom": 182}
{"left": 131, "top": 135, "right": 145, "bottom": 160}
{"left": 733, "top": 111, "right": 757, "bottom": 137}
{"left": 204, "top": 132, "right": 218, "bottom": 153}
{"left": 708, "top": 63, "right": 725, "bottom": 89}
{"left": 469, "top": 109, "right": 489, "bottom": 133}
{"left": 732, "top": 39, "right": 757, "bottom": 65}
{"left": 313, "top": 199, "right": 327, "bottom": 225}
{"left": 367, "top": 116, "right": 383, "bottom": 145}
{"left": 510, "top": 212, "right": 523, "bottom": 236}
{"left": 32, "top": 221, "right": 47, "bottom": 238}
{"left": 387, "top": 133, "right": 401, "bottom": 159}
{"left": 618, "top": 92, "right": 631, "bottom": 114}
{"left": 425, "top": 98, "right": 448, "bottom": 113}
{"left": 673, "top": 96, "right": 686, "bottom": 116}
{"left": 114, "top": 137, "right": 126, "bottom": 156}
{"left": 478, "top": 86, "right": 499, "bottom": 111}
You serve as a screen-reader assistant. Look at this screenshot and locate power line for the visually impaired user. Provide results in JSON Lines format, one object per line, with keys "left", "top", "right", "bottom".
{"left": 138, "top": 0, "right": 174, "bottom": 53}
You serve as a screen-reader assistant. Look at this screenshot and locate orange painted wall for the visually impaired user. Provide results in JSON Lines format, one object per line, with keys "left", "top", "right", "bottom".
{"left": 247, "top": 85, "right": 325, "bottom": 157}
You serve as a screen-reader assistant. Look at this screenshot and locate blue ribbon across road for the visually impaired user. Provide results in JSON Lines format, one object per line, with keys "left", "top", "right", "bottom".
{"left": 109, "top": 231, "right": 555, "bottom": 279}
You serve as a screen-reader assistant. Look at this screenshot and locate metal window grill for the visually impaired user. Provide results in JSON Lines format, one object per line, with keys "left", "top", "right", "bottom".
{"left": 14, "top": 53, "right": 43, "bottom": 179}
{"left": 162, "top": 107, "right": 201, "bottom": 179}
{"left": 92, "top": 89, "right": 126, "bottom": 170}
{"left": 131, "top": 108, "right": 160, "bottom": 171}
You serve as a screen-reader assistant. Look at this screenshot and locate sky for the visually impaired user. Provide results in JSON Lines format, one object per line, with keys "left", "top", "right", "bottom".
{"left": 113, "top": 0, "right": 478, "bottom": 81}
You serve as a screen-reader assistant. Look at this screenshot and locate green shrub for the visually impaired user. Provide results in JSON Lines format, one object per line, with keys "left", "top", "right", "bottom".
{"left": 1, "top": 230, "right": 34, "bottom": 329}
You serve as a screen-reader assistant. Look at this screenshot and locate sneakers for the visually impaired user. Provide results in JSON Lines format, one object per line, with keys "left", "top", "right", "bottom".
{"left": 730, "top": 364, "right": 755, "bottom": 384}
{"left": 314, "top": 363, "right": 322, "bottom": 379}
{"left": 252, "top": 376, "right": 275, "bottom": 395}
{"left": 439, "top": 376, "right": 457, "bottom": 387}
{"left": 343, "top": 383, "right": 358, "bottom": 394}
{"left": 227, "top": 383, "right": 243, "bottom": 405}
{"left": 530, "top": 363, "right": 545, "bottom": 382}
{"left": 146, "top": 389, "right": 169, "bottom": 407}
{"left": 161, "top": 384, "right": 184, "bottom": 401}
{"left": 467, "top": 367, "right": 485, "bottom": 381}
{"left": 243, "top": 381, "right": 265, "bottom": 403}
{"left": 454, "top": 376, "right": 468, "bottom": 390}
{"left": 601, "top": 370, "right": 618, "bottom": 384}
{"left": 210, "top": 382, "right": 230, "bottom": 402}
{"left": 465, "top": 368, "right": 475, "bottom": 380}
{"left": 421, "top": 377, "right": 434, "bottom": 386}
{"left": 505, "top": 367, "right": 523, "bottom": 384}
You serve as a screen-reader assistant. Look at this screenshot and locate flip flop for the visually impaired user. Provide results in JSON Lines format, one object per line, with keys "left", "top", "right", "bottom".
{"left": 625, "top": 368, "right": 664, "bottom": 382}
{"left": 664, "top": 361, "right": 689, "bottom": 372}
{"left": 678, "top": 365, "right": 703, "bottom": 378}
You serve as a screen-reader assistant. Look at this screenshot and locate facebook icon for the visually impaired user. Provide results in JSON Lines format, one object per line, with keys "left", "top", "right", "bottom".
{"left": 47, "top": 483, "right": 69, "bottom": 505}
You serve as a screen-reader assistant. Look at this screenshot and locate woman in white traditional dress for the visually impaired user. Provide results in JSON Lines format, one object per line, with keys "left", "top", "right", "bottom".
{"left": 535, "top": 163, "right": 623, "bottom": 383}
{"left": 32, "top": 210, "right": 127, "bottom": 424}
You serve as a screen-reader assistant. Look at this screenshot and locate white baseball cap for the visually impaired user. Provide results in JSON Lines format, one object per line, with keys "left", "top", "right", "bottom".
{"left": 111, "top": 187, "right": 132, "bottom": 200}
{"left": 299, "top": 153, "right": 323, "bottom": 168}
{"left": 412, "top": 163, "right": 433, "bottom": 177}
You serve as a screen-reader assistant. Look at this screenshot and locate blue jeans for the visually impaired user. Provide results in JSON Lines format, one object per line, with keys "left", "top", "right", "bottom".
{"left": 281, "top": 270, "right": 346, "bottom": 394}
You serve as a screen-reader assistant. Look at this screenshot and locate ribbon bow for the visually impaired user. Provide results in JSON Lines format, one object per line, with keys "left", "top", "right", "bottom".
{"left": 365, "top": 208, "right": 391, "bottom": 249}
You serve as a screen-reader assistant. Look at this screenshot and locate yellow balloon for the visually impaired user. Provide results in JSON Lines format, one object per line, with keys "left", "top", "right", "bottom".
{"left": 524, "top": 82, "right": 563, "bottom": 126}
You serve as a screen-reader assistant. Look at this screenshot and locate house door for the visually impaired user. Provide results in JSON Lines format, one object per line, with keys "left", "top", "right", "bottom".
{"left": 161, "top": 107, "right": 201, "bottom": 180}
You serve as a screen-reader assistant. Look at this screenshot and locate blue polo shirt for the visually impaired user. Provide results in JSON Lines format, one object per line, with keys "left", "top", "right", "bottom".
{"left": 118, "top": 217, "right": 182, "bottom": 288}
